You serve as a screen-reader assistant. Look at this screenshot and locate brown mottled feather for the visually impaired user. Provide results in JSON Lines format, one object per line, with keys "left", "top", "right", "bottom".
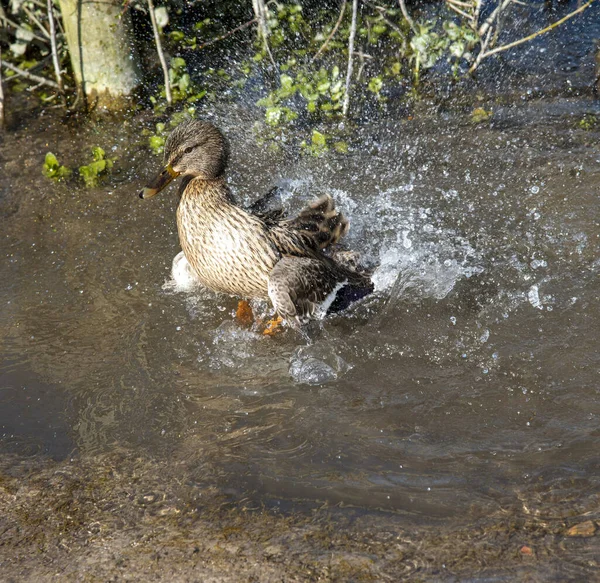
{"left": 142, "top": 119, "right": 372, "bottom": 323}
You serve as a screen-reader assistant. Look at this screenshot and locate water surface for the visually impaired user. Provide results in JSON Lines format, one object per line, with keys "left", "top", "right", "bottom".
{"left": 1, "top": 94, "right": 600, "bottom": 578}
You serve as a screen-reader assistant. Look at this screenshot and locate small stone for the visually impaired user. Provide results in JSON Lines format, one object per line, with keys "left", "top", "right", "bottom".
{"left": 520, "top": 545, "right": 533, "bottom": 555}
{"left": 158, "top": 506, "right": 180, "bottom": 516}
{"left": 566, "top": 521, "right": 597, "bottom": 537}
{"left": 263, "top": 544, "right": 282, "bottom": 557}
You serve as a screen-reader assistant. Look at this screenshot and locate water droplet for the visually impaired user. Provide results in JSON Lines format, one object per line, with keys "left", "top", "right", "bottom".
{"left": 528, "top": 284, "right": 543, "bottom": 309}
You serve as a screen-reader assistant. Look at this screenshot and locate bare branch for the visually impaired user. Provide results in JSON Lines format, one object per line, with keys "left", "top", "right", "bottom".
{"left": 252, "top": 0, "right": 276, "bottom": 67}
{"left": 147, "top": 0, "right": 171, "bottom": 105}
{"left": 342, "top": 0, "right": 358, "bottom": 116}
{"left": 27, "top": 0, "right": 47, "bottom": 9}
{"left": 47, "top": 0, "right": 63, "bottom": 93}
{"left": 473, "top": 0, "right": 481, "bottom": 24}
{"left": 1, "top": 14, "right": 48, "bottom": 43}
{"left": 311, "top": 0, "right": 347, "bottom": 64}
{"left": 22, "top": 5, "right": 51, "bottom": 39}
{"left": 368, "top": 3, "right": 406, "bottom": 37}
{"left": 470, "top": 0, "right": 596, "bottom": 73}
{"left": 193, "top": 18, "right": 257, "bottom": 51}
{"left": 398, "top": 0, "right": 417, "bottom": 34}
{"left": 478, "top": 0, "right": 513, "bottom": 39}
{"left": 1, "top": 60, "right": 60, "bottom": 89}
{"left": 446, "top": 0, "right": 475, "bottom": 8}
{"left": 446, "top": 3, "right": 473, "bottom": 21}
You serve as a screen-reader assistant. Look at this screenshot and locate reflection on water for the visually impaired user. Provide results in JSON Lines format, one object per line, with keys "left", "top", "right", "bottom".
{"left": 1, "top": 95, "right": 600, "bottom": 578}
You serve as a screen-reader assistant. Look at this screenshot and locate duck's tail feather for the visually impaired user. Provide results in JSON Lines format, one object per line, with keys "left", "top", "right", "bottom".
{"left": 327, "top": 276, "right": 375, "bottom": 314}
{"left": 285, "top": 195, "right": 349, "bottom": 250}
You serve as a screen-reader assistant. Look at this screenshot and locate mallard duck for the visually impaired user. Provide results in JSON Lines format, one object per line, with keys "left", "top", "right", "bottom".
{"left": 139, "top": 119, "right": 372, "bottom": 326}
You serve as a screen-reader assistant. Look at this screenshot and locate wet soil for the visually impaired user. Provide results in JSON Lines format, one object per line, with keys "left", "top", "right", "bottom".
{"left": 1, "top": 449, "right": 598, "bottom": 583}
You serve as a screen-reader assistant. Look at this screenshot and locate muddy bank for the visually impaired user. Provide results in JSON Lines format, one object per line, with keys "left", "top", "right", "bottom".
{"left": 1, "top": 451, "right": 598, "bottom": 582}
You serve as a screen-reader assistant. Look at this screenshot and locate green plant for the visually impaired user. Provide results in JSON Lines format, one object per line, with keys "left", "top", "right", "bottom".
{"left": 409, "top": 23, "right": 448, "bottom": 83}
{"left": 267, "top": 3, "right": 308, "bottom": 49}
{"left": 42, "top": 152, "right": 72, "bottom": 181}
{"left": 150, "top": 57, "right": 206, "bottom": 112}
{"left": 578, "top": 114, "right": 598, "bottom": 130}
{"left": 471, "top": 107, "right": 492, "bottom": 123}
{"left": 147, "top": 123, "right": 168, "bottom": 154}
{"left": 145, "top": 109, "right": 198, "bottom": 155}
{"left": 301, "top": 129, "right": 328, "bottom": 157}
{"left": 257, "top": 66, "right": 345, "bottom": 126}
{"left": 78, "top": 147, "right": 114, "bottom": 188}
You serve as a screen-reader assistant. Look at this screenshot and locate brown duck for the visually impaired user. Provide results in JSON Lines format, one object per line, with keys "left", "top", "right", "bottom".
{"left": 140, "top": 119, "right": 372, "bottom": 327}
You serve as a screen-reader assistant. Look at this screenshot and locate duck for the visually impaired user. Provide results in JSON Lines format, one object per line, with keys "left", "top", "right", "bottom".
{"left": 139, "top": 119, "right": 372, "bottom": 328}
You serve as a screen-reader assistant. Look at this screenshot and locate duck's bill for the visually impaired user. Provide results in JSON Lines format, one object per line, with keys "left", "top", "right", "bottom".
{"left": 139, "top": 165, "right": 180, "bottom": 199}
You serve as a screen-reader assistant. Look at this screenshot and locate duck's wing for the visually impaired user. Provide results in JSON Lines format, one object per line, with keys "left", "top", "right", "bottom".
{"left": 267, "top": 194, "right": 350, "bottom": 256}
{"left": 268, "top": 256, "right": 372, "bottom": 324}
{"left": 281, "top": 194, "right": 349, "bottom": 250}
{"left": 246, "top": 186, "right": 286, "bottom": 226}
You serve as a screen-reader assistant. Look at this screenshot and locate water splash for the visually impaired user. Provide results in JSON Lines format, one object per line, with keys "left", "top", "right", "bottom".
{"left": 289, "top": 342, "right": 352, "bottom": 385}
{"left": 163, "top": 251, "right": 201, "bottom": 293}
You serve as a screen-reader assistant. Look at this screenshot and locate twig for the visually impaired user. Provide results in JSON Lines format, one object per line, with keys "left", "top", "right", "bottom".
{"left": 365, "top": 2, "right": 407, "bottom": 52}
{"left": 0, "top": 48, "right": 5, "bottom": 130}
{"left": 478, "top": 0, "right": 513, "bottom": 39}
{"left": 252, "top": 0, "right": 268, "bottom": 39}
{"left": 121, "top": 0, "right": 134, "bottom": 15}
{"left": 26, "top": 80, "right": 46, "bottom": 92}
{"left": 22, "top": 5, "right": 50, "bottom": 39}
{"left": 470, "top": 0, "right": 596, "bottom": 73}
{"left": 47, "top": 0, "right": 63, "bottom": 93}
{"left": 398, "top": 0, "right": 417, "bottom": 34}
{"left": 357, "top": 50, "right": 365, "bottom": 81}
{"left": 376, "top": 5, "right": 407, "bottom": 52}
{"left": 252, "top": 0, "right": 276, "bottom": 67}
{"left": 473, "top": 0, "right": 481, "bottom": 25}
{"left": 193, "top": 17, "right": 257, "bottom": 50}
{"left": 27, "top": 0, "right": 47, "bottom": 9}
{"left": 470, "top": 0, "right": 511, "bottom": 70}
{"left": 1, "top": 14, "right": 48, "bottom": 43}
{"left": 370, "top": 4, "right": 404, "bottom": 37}
{"left": 147, "top": 0, "right": 171, "bottom": 104}
{"left": 311, "top": 0, "right": 347, "bottom": 64}
{"left": 1, "top": 59, "right": 60, "bottom": 89}
{"left": 342, "top": 0, "right": 358, "bottom": 116}
{"left": 446, "top": 0, "right": 475, "bottom": 8}
{"left": 446, "top": 2, "right": 473, "bottom": 21}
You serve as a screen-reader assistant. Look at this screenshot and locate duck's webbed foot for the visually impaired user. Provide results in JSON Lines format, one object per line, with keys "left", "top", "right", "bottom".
{"left": 235, "top": 300, "right": 255, "bottom": 327}
{"left": 262, "top": 315, "right": 284, "bottom": 336}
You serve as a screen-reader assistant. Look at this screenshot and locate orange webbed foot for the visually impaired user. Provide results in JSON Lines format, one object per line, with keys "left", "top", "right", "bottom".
{"left": 262, "top": 315, "right": 284, "bottom": 336}
{"left": 235, "top": 300, "right": 254, "bottom": 327}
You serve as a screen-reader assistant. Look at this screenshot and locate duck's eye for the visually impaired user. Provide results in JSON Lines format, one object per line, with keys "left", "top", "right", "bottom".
{"left": 184, "top": 146, "right": 194, "bottom": 154}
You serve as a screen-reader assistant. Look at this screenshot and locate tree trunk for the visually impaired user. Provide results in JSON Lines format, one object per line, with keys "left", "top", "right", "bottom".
{"left": 57, "top": 0, "right": 140, "bottom": 110}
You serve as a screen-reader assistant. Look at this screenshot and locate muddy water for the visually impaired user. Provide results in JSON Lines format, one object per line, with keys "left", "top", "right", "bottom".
{"left": 1, "top": 97, "right": 600, "bottom": 579}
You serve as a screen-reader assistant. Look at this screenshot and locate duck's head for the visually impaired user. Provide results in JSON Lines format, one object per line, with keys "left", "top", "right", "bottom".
{"left": 139, "top": 119, "right": 229, "bottom": 199}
